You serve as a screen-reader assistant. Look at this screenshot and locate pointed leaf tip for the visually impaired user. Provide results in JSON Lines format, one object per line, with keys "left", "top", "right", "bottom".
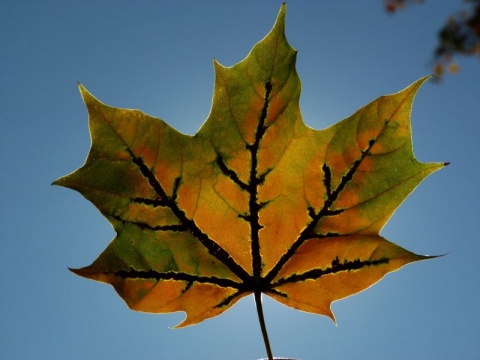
{"left": 77, "top": 83, "right": 101, "bottom": 107}
{"left": 405, "top": 75, "right": 430, "bottom": 95}
{"left": 274, "top": 3, "right": 287, "bottom": 32}
{"left": 78, "top": 83, "right": 90, "bottom": 98}
{"left": 51, "top": 176, "right": 69, "bottom": 188}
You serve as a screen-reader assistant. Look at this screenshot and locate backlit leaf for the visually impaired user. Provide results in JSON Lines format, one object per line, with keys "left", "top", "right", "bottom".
{"left": 54, "top": 4, "right": 446, "bottom": 354}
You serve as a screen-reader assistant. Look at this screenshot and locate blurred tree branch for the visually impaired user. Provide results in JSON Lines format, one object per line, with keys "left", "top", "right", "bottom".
{"left": 384, "top": 0, "right": 480, "bottom": 81}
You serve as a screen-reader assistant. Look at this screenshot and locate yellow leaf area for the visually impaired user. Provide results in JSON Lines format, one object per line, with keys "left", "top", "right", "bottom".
{"left": 55, "top": 4, "right": 445, "bottom": 328}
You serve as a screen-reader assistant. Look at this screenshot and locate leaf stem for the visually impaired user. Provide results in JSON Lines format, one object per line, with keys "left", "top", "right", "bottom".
{"left": 254, "top": 290, "right": 273, "bottom": 360}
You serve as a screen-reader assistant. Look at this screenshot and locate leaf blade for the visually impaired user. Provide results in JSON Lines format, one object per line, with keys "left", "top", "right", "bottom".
{"left": 269, "top": 234, "right": 433, "bottom": 322}
{"left": 55, "top": 4, "right": 446, "bottom": 334}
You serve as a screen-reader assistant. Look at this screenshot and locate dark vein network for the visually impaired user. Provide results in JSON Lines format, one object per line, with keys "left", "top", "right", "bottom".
{"left": 263, "top": 137, "right": 378, "bottom": 284}
{"left": 125, "top": 148, "right": 251, "bottom": 282}
{"left": 118, "top": 80, "right": 392, "bottom": 307}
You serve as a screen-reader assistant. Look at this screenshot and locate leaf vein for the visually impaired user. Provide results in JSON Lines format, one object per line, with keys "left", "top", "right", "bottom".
{"left": 272, "top": 256, "right": 389, "bottom": 287}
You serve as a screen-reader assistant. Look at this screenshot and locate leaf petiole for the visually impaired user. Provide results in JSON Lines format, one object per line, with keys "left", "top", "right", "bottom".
{"left": 255, "top": 290, "right": 273, "bottom": 360}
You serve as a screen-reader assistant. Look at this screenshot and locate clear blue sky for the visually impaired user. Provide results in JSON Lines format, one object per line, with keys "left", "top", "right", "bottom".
{"left": 1, "top": 1, "right": 479, "bottom": 359}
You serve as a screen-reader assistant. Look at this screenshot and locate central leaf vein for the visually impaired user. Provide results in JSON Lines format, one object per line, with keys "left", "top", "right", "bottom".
{"left": 250, "top": 81, "right": 273, "bottom": 285}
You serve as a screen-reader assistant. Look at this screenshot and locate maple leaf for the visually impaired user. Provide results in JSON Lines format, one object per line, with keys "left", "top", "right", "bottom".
{"left": 54, "top": 4, "right": 446, "bottom": 359}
